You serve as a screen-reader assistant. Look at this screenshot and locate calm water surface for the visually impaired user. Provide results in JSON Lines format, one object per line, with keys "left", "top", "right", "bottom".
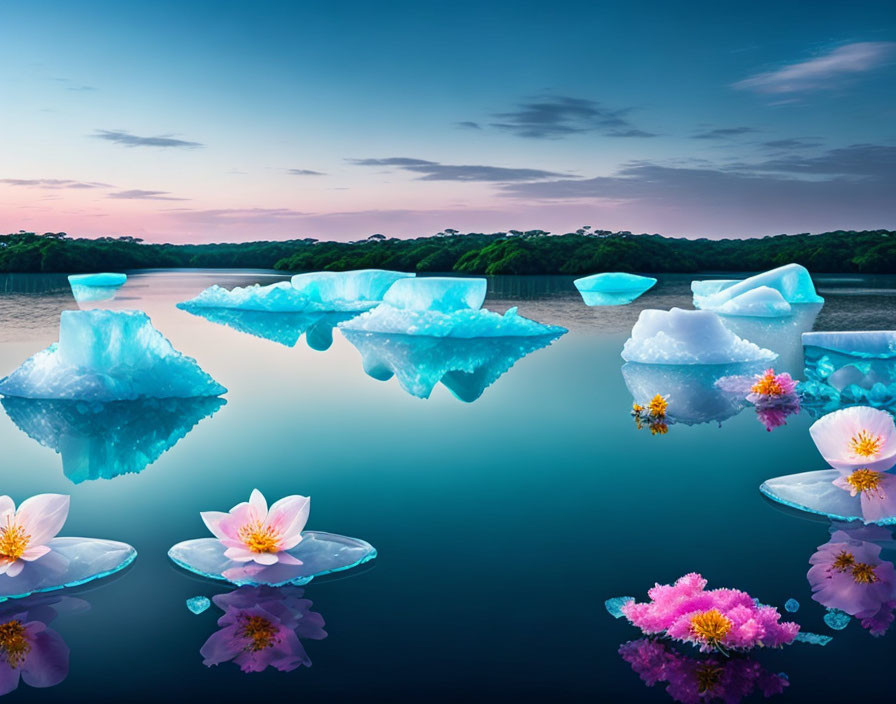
{"left": 0, "top": 270, "right": 895, "bottom": 702}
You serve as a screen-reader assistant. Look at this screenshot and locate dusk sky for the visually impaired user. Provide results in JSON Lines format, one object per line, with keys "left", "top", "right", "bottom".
{"left": 2, "top": 0, "right": 894, "bottom": 243}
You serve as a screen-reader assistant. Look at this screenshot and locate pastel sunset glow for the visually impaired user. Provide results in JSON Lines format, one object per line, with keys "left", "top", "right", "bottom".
{"left": 2, "top": 0, "right": 894, "bottom": 242}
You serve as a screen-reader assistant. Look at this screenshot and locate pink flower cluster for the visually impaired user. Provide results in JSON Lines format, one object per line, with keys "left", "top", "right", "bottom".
{"left": 620, "top": 573, "right": 800, "bottom": 653}
{"left": 619, "top": 638, "right": 789, "bottom": 704}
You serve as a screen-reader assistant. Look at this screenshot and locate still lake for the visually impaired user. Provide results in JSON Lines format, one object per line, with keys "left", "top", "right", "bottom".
{"left": 0, "top": 269, "right": 895, "bottom": 702}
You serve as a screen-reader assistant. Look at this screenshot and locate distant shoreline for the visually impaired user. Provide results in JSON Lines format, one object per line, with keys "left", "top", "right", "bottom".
{"left": 2, "top": 229, "right": 894, "bottom": 275}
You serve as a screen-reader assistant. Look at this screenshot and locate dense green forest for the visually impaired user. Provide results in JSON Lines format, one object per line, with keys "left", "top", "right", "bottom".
{"left": 1, "top": 228, "right": 894, "bottom": 275}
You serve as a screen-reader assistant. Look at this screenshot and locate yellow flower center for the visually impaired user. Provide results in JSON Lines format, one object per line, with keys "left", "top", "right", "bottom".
{"left": 237, "top": 615, "right": 279, "bottom": 652}
{"left": 850, "top": 429, "right": 883, "bottom": 459}
{"left": 237, "top": 521, "right": 280, "bottom": 554}
{"left": 647, "top": 395, "right": 668, "bottom": 418}
{"left": 832, "top": 550, "right": 855, "bottom": 572}
{"left": 852, "top": 562, "right": 878, "bottom": 584}
{"left": 0, "top": 620, "right": 30, "bottom": 669}
{"left": 846, "top": 468, "right": 883, "bottom": 494}
{"left": 0, "top": 520, "right": 30, "bottom": 561}
{"left": 751, "top": 371, "right": 784, "bottom": 397}
{"left": 694, "top": 663, "right": 723, "bottom": 694}
{"left": 689, "top": 609, "right": 733, "bottom": 646}
{"left": 649, "top": 421, "right": 668, "bottom": 435}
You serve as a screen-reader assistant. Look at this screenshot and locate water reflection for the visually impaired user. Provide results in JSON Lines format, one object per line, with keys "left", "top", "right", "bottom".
{"left": 619, "top": 638, "right": 789, "bottom": 703}
{"left": 178, "top": 306, "right": 354, "bottom": 350}
{"left": 1, "top": 396, "right": 225, "bottom": 482}
{"left": 200, "top": 586, "right": 327, "bottom": 673}
{"left": 341, "top": 331, "right": 563, "bottom": 401}
{"left": 0, "top": 594, "right": 89, "bottom": 696}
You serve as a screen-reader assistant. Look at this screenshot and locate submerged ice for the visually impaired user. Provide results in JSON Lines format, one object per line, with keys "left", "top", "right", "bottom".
{"left": 0, "top": 310, "right": 226, "bottom": 401}
{"left": 692, "top": 264, "right": 824, "bottom": 314}
{"left": 621, "top": 308, "right": 777, "bottom": 365}
{"left": 574, "top": 272, "right": 656, "bottom": 306}
{"left": 68, "top": 272, "right": 127, "bottom": 305}
{"left": 802, "top": 331, "right": 896, "bottom": 409}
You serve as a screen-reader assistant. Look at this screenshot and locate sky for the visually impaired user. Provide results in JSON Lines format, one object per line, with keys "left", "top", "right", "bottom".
{"left": 1, "top": 0, "right": 894, "bottom": 243}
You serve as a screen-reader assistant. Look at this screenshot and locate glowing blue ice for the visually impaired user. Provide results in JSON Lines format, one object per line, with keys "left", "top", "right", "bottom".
{"left": 69, "top": 273, "right": 127, "bottom": 287}
{"left": 785, "top": 598, "right": 800, "bottom": 613}
{"left": 290, "top": 269, "right": 414, "bottom": 310}
{"left": 0, "top": 537, "right": 136, "bottom": 600}
{"left": 168, "top": 531, "right": 376, "bottom": 587}
{"left": 824, "top": 608, "right": 851, "bottom": 630}
{"left": 342, "top": 330, "right": 565, "bottom": 401}
{"left": 794, "top": 631, "right": 832, "bottom": 646}
{"left": 604, "top": 596, "right": 634, "bottom": 618}
{"left": 574, "top": 273, "right": 656, "bottom": 306}
{"left": 621, "top": 308, "right": 777, "bottom": 365}
{"left": 0, "top": 310, "right": 226, "bottom": 401}
{"left": 692, "top": 264, "right": 824, "bottom": 312}
{"left": 186, "top": 596, "right": 211, "bottom": 614}
{"left": 68, "top": 272, "right": 127, "bottom": 304}
{"left": 1, "top": 396, "right": 225, "bottom": 482}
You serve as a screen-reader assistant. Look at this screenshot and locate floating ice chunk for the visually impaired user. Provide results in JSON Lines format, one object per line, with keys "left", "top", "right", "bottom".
{"left": 68, "top": 272, "right": 127, "bottom": 305}
{"left": 178, "top": 306, "right": 354, "bottom": 349}
{"left": 621, "top": 308, "right": 777, "bottom": 365}
{"left": 622, "top": 361, "right": 757, "bottom": 425}
{"left": 692, "top": 264, "right": 824, "bottom": 310}
{"left": 290, "top": 269, "right": 414, "bottom": 311}
{"left": 179, "top": 281, "right": 309, "bottom": 312}
{"left": 604, "top": 596, "right": 635, "bottom": 618}
{"left": 0, "top": 537, "right": 136, "bottom": 600}
{"left": 382, "top": 277, "right": 486, "bottom": 312}
{"left": 341, "top": 331, "right": 564, "bottom": 401}
{"left": 794, "top": 631, "right": 832, "bottom": 646}
{"left": 714, "top": 286, "right": 792, "bottom": 318}
{"left": 1, "top": 396, "right": 225, "bottom": 482}
{"left": 573, "top": 273, "right": 656, "bottom": 306}
{"left": 824, "top": 608, "right": 851, "bottom": 630}
{"left": 168, "top": 531, "right": 376, "bottom": 587}
{"left": 186, "top": 596, "right": 211, "bottom": 614}
{"left": 760, "top": 469, "right": 896, "bottom": 524}
{"left": 69, "top": 273, "right": 127, "bottom": 288}
{"left": 803, "top": 331, "right": 896, "bottom": 358}
{"left": 785, "top": 598, "right": 800, "bottom": 613}
{"left": 0, "top": 310, "right": 226, "bottom": 401}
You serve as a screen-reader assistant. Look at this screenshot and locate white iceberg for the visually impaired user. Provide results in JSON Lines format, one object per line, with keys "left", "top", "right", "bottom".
{"left": 0, "top": 310, "right": 226, "bottom": 401}
{"left": 341, "top": 277, "right": 564, "bottom": 338}
{"left": 573, "top": 272, "right": 656, "bottom": 306}
{"left": 290, "top": 269, "right": 414, "bottom": 311}
{"left": 714, "top": 286, "right": 792, "bottom": 318}
{"left": 68, "top": 272, "right": 127, "bottom": 304}
{"left": 692, "top": 264, "right": 824, "bottom": 312}
{"left": 621, "top": 308, "right": 777, "bottom": 365}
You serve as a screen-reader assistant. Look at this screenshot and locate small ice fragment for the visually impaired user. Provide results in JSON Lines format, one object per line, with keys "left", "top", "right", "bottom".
{"left": 785, "top": 598, "right": 800, "bottom": 613}
{"left": 573, "top": 272, "right": 656, "bottom": 306}
{"left": 604, "top": 596, "right": 635, "bottom": 619}
{"left": 186, "top": 596, "right": 211, "bottom": 615}
{"left": 824, "top": 608, "right": 851, "bottom": 630}
{"left": 621, "top": 308, "right": 777, "bottom": 365}
{"left": 794, "top": 631, "right": 832, "bottom": 646}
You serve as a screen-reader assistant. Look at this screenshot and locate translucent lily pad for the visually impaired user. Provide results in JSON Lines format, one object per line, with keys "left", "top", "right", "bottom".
{"left": 0, "top": 537, "right": 137, "bottom": 600}
{"left": 168, "top": 531, "right": 377, "bottom": 587}
{"left": 760, "top": 469, "right": 896, "bottom": 524}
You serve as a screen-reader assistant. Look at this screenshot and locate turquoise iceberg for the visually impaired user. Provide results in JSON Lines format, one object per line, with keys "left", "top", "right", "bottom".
{"left": 0, "top": 310, "right": 226, "bottom": 401}
{"left": 573, "top": 272, "right": 656, "bottom": 306}
{"left": 168, "top": 531, "right": 376, "bottom": 587}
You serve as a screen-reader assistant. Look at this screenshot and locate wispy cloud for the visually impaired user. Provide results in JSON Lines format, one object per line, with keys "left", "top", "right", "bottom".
{"left": 107, "top": 189, "right": 187, "bottom": 200}
{"left": 761, "top": 138, "right": 822, "bottom": 150}
{"left": 287, "top": 168, "right": 326, "bottom": 176}
{"left": 350, "top": 157, "right": 571, "bottom": 182}
{"left": 455, "top": 121, "right": 482, "bottom": 130}
{"left": 51, "top": 77, "right": 95, "bottom": 92}
{"left": 0, "top": 178, "right": 111, "bottom": 189}
{"left": 733, "top": 42, "right": 896, "bottom": 94}
{"left": 692, "top": 126, "right": 758, "bottom": 139}
{"left": 93, "top": 130, "right": 203, "bottom": 149}
{"left": 486, "top": 96, "right": 655, "bottom": 139}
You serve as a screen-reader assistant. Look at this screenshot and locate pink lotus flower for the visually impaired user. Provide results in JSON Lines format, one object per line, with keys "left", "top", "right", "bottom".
{"left": 619, "top": 638, "right": 789, "bottom": 704}
{"left": 200, "top": 586, "right": 326, "bottom": 673}
{"left": 747, "top": 369, "right": 797, "bottom": 403}
{"left": 809, "top": 407, "right": 896, "bottom": 472}
{"left": 0, "top": 495, "right": 69, "bottom": 578}
{"left": 832, "top": 469, "right": 896, "bottom": 523}
{"left": 620, "top": 573, "right": 799, "bottom": 653}
{"left": 201, "top": 489, "right": 310, "bottom": 567}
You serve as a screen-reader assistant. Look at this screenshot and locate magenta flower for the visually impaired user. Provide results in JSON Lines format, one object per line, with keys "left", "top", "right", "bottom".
{"left": 809, "top": 406, "right": 896, "bottom": 472}
{"left": 832, "top": 469, "right": 896, "bottom": 523}
{"left": 619, "top": 639, "right": 789, "bottom": 704}
{"left": 747, "top": 368, "right": 797, "bottom": 403}
{"left": 200, "top": 586, "right": 327, "bottom": 673}
{"left": 808, "top": 528, "right": 896, "bottom": 633}
{"left": 0, "top": 494, "right": 70, "bottom": 578}
{"left": 620, "top": 573, "right": 799, "bottom": 653}
{"left": 201, "top": 489, "right": 310, "bottom": 567}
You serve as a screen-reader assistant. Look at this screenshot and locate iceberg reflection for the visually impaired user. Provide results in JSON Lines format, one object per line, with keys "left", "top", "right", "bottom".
{"left": 341, "top": 330, "right": 564, "bottom": 401}
{"left": 1, "top": 396, "right": 226, "bottom": 482}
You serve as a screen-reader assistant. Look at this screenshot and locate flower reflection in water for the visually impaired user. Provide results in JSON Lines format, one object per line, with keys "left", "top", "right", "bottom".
{"left": 0, "top": 595, "right": 88, "bottom": 696}
{"left": 200, "top": 586, "right": 327, "bottom": 673}
{"left": 619, "top": 638, "right": 789, "bottom": 704}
